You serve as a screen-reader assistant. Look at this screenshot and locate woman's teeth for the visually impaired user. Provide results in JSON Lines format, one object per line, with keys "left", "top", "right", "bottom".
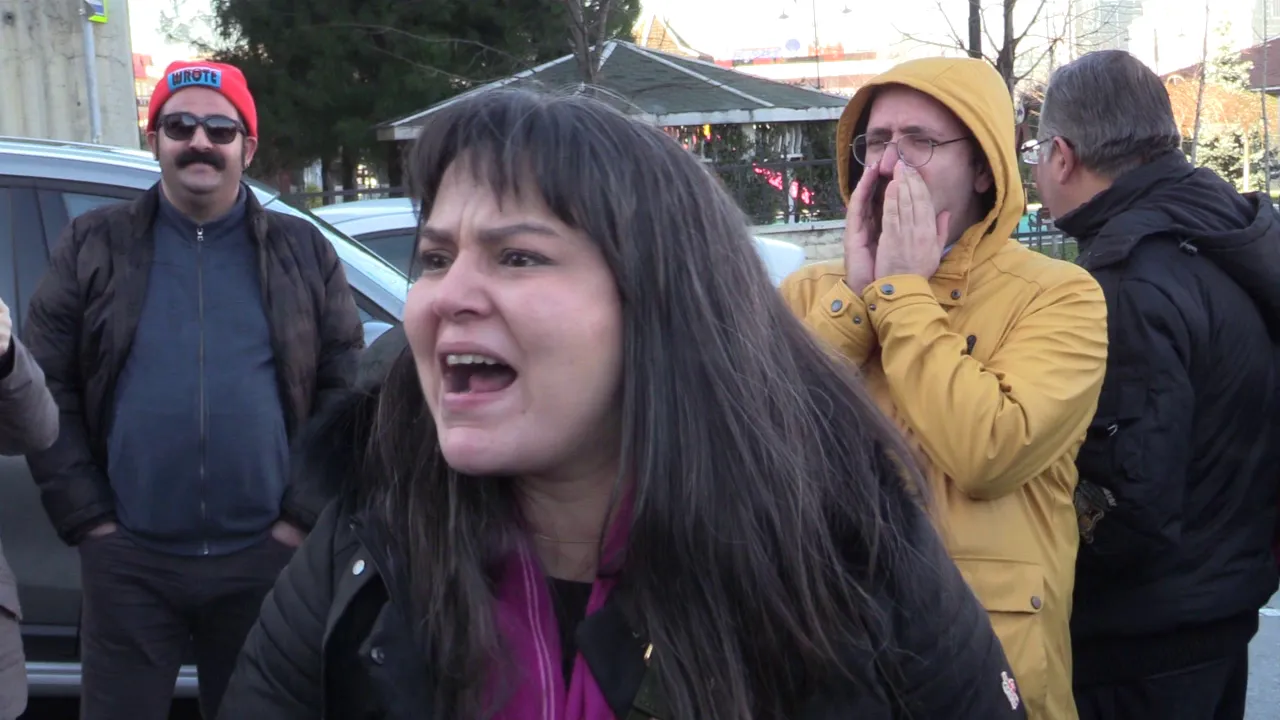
{"left": 445, "top": 353, "right": 502, "bottom": 366}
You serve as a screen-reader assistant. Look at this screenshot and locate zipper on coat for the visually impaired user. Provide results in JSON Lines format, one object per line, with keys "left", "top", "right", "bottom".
{"left": 197, "top": 226, "right": 209, "bottom": 557}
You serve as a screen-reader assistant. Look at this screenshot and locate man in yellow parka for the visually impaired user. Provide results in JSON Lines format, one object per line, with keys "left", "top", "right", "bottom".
{"left": 780, "top": 57, "right": 1108, "bottom": 719}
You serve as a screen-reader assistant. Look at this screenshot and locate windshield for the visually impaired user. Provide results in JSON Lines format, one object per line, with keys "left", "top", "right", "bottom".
{"left": 243, "top": 180, "right": 409, "bottom": 298}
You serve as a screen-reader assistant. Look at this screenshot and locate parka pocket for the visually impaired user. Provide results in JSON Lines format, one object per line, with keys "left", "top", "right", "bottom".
{"left": 953, "top": 558, "right": 1048, "bottom": 711}
{"left": 1075, "top": 371, "right": 1149, "bottom": 481}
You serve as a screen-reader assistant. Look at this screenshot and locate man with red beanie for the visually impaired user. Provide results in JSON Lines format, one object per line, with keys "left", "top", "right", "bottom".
{"left": 23, "top": 59, "right": 364, "bottom": 719}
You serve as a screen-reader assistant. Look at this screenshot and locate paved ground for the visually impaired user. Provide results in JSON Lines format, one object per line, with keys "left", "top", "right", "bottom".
{"left": 1248, "top": 590, "right": 1280, "bottom": 718}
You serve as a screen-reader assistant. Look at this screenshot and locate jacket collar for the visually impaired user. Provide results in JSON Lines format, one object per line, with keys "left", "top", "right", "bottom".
{"left": 1053, "top": 150, "right": 1196, "bottom": 245}
{"left": 129, "top": 181, "right": 269, "bottom": 243}
{"left": 325, "top": 515, "right": 659, "bottom": 720}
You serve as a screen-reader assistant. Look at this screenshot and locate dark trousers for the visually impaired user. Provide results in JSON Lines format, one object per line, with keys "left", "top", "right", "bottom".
{"left": 1074, "top": 645, "right": 1249, "bottom": 720}
{"left": 77, "top": 532, "right": 293, "bottom": 720}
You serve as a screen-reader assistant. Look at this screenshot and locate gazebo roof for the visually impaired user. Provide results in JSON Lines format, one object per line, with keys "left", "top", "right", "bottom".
{"left": 376, "top": 41, "right": 850, "bottom": 142}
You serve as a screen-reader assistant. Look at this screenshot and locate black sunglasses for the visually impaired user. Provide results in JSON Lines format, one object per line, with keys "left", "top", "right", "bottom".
{"left": 158, "top": 112, "right": 244, "bottom": 145}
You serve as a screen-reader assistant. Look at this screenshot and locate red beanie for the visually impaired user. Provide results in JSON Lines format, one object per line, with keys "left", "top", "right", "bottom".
{"left": 147, "top": 61, "right": 258, "bottom": 138}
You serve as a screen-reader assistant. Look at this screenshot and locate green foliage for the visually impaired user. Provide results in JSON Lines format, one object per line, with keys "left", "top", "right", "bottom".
{"left": 1197, "top": 125, "right": 1276, "bottom": 192}
{"left": 677, "top": 121, "right": 840, "bottom": 225}
{"left": 205, "top": 0, "right": 641, "bottom": 177}
{"left": 1208, "top": 23, "right": 1251, "bottom": 89}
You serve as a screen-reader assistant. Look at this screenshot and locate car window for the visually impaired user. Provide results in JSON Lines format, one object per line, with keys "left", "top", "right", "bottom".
{"left": 357, "top": 232, "right": 416, "bottom": 275}
{"left": 62, "top": 192, "right": 126, "bottom": 220}
{"left": 0, "top": 188, "right": 15, "bottom": 314}
{"left": 355, "top": 294, "right": 374, "bottom": 324}
{"left": 2, "top": 186, "right": 49, "bottom": 334}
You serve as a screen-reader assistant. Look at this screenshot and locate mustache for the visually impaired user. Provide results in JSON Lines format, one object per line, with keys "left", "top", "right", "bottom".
{"left": 175, "top": 148, "right": 226, "bottom": 170}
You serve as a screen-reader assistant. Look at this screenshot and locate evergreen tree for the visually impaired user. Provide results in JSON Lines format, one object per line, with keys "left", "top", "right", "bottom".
{"left": 1195, "top": 22, "right": 1276, "bottom": 191}
{"left": 1207, "top": 23, "right": 1252, "bottom": 89}
{"left": 203, "top": 0, "right": 640, "bottom": 181}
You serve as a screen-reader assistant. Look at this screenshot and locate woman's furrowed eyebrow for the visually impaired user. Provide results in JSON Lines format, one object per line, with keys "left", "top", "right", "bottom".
{"left": 419, "top": 222, "right": 560, "bottom": 247}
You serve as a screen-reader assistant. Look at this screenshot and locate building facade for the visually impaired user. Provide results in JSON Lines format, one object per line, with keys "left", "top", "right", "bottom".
{"left": 0, "top": 0, "right": 140, "bottom": 147}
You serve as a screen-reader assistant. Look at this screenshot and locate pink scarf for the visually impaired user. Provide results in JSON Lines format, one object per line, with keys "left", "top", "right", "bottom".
{"left": 489, "top": 505, "right": 633, "bottom": 720}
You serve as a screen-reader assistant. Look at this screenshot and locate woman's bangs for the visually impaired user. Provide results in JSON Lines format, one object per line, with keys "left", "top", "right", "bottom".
{"left": 409, "top": 92, "right": 593, "bottom": 231}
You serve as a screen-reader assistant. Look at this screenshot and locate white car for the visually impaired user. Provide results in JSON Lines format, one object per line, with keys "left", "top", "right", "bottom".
{"left": 313, "top": 197, "right": 809, "bottom": 286}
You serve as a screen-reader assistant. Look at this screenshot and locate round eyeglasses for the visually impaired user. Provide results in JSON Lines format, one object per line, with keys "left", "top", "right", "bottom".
{"left": 852, "top": 132, "right": 972, "bottom": 168}
{"left": 1021, "top": 138, "right": 1049, "bottom": 166}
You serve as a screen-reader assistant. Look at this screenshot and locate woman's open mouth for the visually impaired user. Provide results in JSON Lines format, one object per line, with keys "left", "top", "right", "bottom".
{"left": 442, "top": 353, "right": 518, "bottom": 394}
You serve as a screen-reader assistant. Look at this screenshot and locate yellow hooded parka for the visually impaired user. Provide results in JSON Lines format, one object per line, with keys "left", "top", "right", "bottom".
{"left": 780, "top": 58, "right": 1109, "bottom": 720}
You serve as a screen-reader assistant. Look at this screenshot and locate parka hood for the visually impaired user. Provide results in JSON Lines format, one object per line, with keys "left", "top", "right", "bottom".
{"left": 835, "top": 57, "right": 1024, "bottom": 267}
{"left": 1059, "top": 149, "right": 1280, "bottom": 338}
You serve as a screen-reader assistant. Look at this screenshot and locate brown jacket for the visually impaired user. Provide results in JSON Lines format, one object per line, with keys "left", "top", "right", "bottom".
{"left": 23, "top": 184, "right": 364, "bottom": 545}
{"left": 780, "top": 58, "right": 1108, "bottom": 719}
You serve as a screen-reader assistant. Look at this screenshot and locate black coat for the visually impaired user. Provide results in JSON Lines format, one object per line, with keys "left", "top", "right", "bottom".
{"left": 1058, "top": 151, "right": 1280, "bottom": 684}
{"left": 22, "top": 183, "right": 365, "bottom": 542}
{"left": 218, "top": 388, "right": 1028, "bottom": 720}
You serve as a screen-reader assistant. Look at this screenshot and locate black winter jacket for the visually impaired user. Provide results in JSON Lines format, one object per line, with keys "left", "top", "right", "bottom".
{"left": 218, "top": 387, "right": 1029, "bottom": 720}
{"left": 1058, "top": 151, "right": 1280, "bottom": 683}
{"left": 22, "top": 184, "right": 365, "bottom": 544}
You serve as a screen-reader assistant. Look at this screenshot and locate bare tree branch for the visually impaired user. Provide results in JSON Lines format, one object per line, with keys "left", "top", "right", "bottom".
{"left": 935, "top": 0, "right": 971, "bottom": 52}
{"left": 363, "top": 45, "right": 498, "bottom": 86}
{"left": 321, "top": 22, "right": 536, "bottom": 75}
{"left": 894, "top": 0, "right": 1117, "bottom": 93}
{"left": 591, "top": 0, "right": 614, "bottom": 73}
{"left": 561, "top": 0, "right": 594, "bottom": 83}
{"left": 896, "top": 26, "right": 979, "bottom": 54}
{"left": 1011, "top": 40, "right": 1057, "bottom": 87}
{"left": 1011, "top": 0, "right": 1050, "bottom": 47}
{"left": 982, "top": 12, "right": 1000, "bottom": 52}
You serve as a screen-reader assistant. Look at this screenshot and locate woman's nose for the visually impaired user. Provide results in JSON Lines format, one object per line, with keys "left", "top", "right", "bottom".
{"left": 428, "top": 254, "right": 491, "bottom": 321}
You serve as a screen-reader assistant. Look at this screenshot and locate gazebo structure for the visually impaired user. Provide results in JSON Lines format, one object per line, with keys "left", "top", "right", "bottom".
{"left": 374, "top": 41, "right": 852, "bottom": 225}
{"left": 375, "top": 41, "right": 850, "bottom": 142}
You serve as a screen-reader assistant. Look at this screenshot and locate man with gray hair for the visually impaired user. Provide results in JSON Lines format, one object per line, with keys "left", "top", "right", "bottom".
{"left": 1029, "top": 49, "right": 1280, "bottom": 720}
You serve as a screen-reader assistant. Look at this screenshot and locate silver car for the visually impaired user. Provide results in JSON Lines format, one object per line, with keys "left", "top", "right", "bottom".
{"left": 312, "top": 197, "right": 810, "bottom": 286}
{"left": 0, "top": 136, "right": 408, "bottom": 698}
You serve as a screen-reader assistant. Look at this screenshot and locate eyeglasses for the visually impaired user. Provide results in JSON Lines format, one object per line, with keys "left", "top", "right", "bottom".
{"left": 853, "top": 132, "right": 972, "bottom": 168}
{"left": 1021, "top": 138, "right": 1050, "bottom": 165}
{"left": 158, "top": 112, "right": 244, "bottom": 145}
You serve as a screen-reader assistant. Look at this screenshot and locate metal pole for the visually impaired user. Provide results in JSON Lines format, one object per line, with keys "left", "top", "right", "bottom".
{"left": 80, "top": 1, "right": 103, "bottom": 144}
{"left": 1190, "top": 0, "right": 1210, "bottom": 164}
{"left": 1263, "top": 1, "right": 1272, "bottom": 195}
{"left": 810, "top": 0, "right": 821, "bottom": 89}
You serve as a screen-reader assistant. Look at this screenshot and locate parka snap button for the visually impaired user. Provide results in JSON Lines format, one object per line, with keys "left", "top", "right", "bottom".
{"left": 868, "top": 303, "right": 877, "bottom": 312}
{"left": 830, "top": 299, "right": 843, "bottom": 312}
{"left": 881, "top": 283, "right": 895, "bottom": 295}
{"left": 352, "top": 559, "right": 366, "bottom": 576}
{"left": 1030, "top": 596, "right": 1042, "bottom": 610}
{"left": 852, "top": 316, "right": 862, "bottom": 325}
{"left": 951, "top": 289, "right": 962, "bottom": 300}
{"left": 370, "top": 646, "right": 386, "bottom": 664}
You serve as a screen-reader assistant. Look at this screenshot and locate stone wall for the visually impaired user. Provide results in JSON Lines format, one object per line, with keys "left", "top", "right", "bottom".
{"left": 751, "top": 220, "right": 845, "bottom": 264}
{"left": 750, "top": 221, "right": 1078, "bottom": 266}
{"left": 1, "top": 0, "right": 141, "bottom": 148}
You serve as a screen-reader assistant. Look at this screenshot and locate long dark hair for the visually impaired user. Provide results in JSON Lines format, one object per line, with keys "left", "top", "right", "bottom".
{"left": 363, "top": 88, "right": 930, "bottom": 718}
